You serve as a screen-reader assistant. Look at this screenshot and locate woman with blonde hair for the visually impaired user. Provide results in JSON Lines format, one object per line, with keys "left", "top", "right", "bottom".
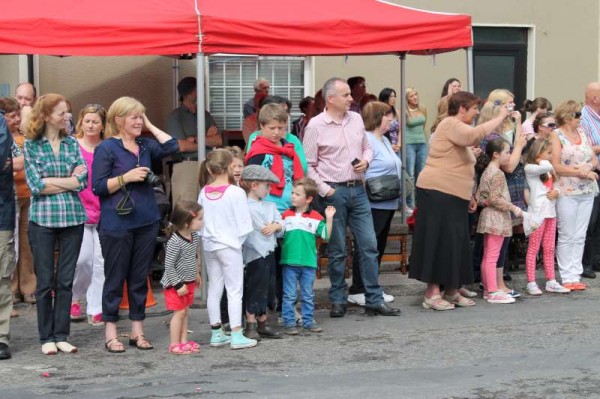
{"left": 404, "top": 87, "right": 428, "bottom": 210}
{"left": 92, "top": 97, "right": 178, "bottom": 353}
{"left": 70, "top": 104, "right": 107, "bottom": 325}
{"left": 475, "top": 89, "right": 526, "bottom": 297}
{"left": 550, "top": 100, "right": 599, "bottom": 290}
{"left": 24, "top": 94, "right": 87, "bottom": 355}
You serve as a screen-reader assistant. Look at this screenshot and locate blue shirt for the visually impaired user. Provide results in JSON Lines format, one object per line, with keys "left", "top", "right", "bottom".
{"left": 92, "top": 137, "right": 178, "bottom": 231}
{"left": 581, "top": 105, "right": 600, "bottom": 163}
{"left": 365, "top": 132, "right": 402, "bottom": 210}
{"left": 0, "top": 114, "right": 15, "bottom": 231}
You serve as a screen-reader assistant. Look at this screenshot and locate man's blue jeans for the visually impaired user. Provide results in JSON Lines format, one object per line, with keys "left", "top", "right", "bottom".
{"left": 282, "top": 265, "right": 316, "bottom": 328}
{"left": 323, "top": 185, "right": 383, "bottom": 306}
{"left": 405, "top": 143, "right": 428, "bottom": 208}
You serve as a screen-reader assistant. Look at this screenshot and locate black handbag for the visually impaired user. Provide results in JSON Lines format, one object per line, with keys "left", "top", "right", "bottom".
{"left": 365, "top": 174, "right": 401, "bottom": 202}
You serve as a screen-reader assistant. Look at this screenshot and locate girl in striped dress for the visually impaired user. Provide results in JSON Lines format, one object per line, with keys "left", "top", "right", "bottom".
{"left": 160, "top": 201, "right": 204, "bottom": 355}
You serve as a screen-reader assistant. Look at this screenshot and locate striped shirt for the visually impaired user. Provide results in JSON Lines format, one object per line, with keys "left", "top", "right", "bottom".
{"left": 280, "top": 209, "right": 327, "bottom": 268}
{"left": 580, "top": 105, "right": 600, "bottom": 162}
{"left": 24, "top": 135, "right": 87, "bottom": 228}
{"left": 160, "top": 231, "right": 199, "bottom": 289}
{"left": 303, "top": 110, "right": 373, "bottom": 197}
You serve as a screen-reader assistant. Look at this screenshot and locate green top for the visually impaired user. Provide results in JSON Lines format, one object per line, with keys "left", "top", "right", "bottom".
{"left": 246, "top": 130, "right": 308, "bottom": 173}
{"left": 405, "top": 114, "right": 427, "bottom": 145}
{"left": 24, "top": 135, "right": 87, "bottom": 228}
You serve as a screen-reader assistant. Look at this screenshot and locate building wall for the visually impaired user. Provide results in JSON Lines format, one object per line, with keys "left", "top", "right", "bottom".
{"left": 0, "top": 55, "right": 22, "bottom": 96}
{"left": 315, "top": 0, "right": 600, "bottom": 129}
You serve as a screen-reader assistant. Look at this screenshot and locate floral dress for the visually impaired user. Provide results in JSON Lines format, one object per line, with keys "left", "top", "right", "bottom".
{"left": 476, "top": 164, "right": 515, "bottom": 237}
{"left": 556, "top": 128, "right": 599, "bottom": 197}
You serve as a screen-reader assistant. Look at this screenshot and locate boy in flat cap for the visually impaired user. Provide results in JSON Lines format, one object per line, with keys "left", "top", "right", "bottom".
{"left": 240, "top": 165, "right": 284, "bottom": 340}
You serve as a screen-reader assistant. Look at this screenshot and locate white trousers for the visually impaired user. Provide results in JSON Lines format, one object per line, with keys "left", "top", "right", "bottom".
{"left": 72, "top": 224, "right": 105, "bottom": 315}
{"left": 556, "top": 193, "right": 594, "bottom": 283}
{"left": 204, "top": 247, "right": 244, "bottom": 329}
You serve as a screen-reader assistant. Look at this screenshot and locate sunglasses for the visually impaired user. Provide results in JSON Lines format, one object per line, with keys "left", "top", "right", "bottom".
{"left": 541, "top": 123, "right": 558, "bottom": 129}
{"left": 573, "top": 112, "right": 582, "bottom": 119}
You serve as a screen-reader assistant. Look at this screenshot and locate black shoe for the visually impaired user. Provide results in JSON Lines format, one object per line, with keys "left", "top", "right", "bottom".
{"left": 582, "top": 269, "right": 597, "bottom": 279}
{"left": 0, "top": 343, "right": 11, "bottom": 360}
{"left": 503, "top": 273, "right": 512, "bottom": 282}
{"left": 257, "top": 322, "right": 282, "bottom": 339}
{"left": 330, "top": 303, "right": 347, "bottom": 318}
{"left": 364, "top": 303, "right": 401, "bottom": 316}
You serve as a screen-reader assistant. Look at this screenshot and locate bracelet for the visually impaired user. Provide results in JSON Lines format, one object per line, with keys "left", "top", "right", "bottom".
{"left": 118, "top": 174, "right": 125, "bottom": 188}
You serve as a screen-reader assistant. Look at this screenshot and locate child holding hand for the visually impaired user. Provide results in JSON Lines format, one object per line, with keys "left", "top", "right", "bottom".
{"left": 160, "top": 201, "right": 204, "bottom": 355}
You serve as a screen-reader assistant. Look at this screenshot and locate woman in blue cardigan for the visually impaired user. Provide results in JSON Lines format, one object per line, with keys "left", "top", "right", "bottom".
{"left": 92, "top": 97, "right": 178, "bottom": 353}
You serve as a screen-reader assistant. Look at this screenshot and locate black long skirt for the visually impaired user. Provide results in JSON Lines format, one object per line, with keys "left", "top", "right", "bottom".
{"left": 409, "top": 188, "right": 473, "bottom": 289}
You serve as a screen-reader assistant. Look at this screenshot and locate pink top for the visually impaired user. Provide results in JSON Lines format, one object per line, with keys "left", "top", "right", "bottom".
{"left": 78, "top": 144, "right": 100, "bottom": 224}
{"left": 522, "top": 119, "right": 535, "bottom": 136}
{"left": 303, "top": 110, "right": 374, "bottom": 197}
{"left": 556, "top": 129, "right": 598, "bottom": 197}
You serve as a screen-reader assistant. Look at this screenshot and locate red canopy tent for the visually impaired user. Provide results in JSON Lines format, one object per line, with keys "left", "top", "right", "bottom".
{"left": 0, "top": 0, "right": 470, "bottom": 56}
{"left": 0, "top": 0, "right": 472, "bottom": 294}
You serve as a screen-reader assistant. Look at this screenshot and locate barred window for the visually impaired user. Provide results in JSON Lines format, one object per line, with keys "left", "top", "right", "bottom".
{"left": 208, "top": 56, "right": 306, "bottom": 130}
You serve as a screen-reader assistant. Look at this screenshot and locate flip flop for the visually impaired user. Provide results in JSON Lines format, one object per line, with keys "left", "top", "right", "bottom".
{"left": 422, "top": 294, "right": 455, "bottom": 311}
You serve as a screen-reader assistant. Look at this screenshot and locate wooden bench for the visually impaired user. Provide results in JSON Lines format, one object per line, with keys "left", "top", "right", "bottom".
{"left": 382, "top": 217, "right": 410, "bottom": 274}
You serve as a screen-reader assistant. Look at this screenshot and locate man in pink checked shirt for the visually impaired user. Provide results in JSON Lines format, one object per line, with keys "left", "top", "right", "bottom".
{"left": 303, "top": 77, "right": 400, "bottom": 318}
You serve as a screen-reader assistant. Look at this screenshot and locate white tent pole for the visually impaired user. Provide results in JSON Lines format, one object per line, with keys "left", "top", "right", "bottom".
{"left": 399, "top": 53, "right": 407, "bottom": 224}
{"left": 197, "top": 54, "right": 206, "bottom": 161}
{"left": 196, "top": 53, "right": 208, "bottom": 302}
{"left": 172, "top": 58, "right": 180, "bottom": 109}
{"left": 466, "top": 46, "right": 474, "bottom": 92}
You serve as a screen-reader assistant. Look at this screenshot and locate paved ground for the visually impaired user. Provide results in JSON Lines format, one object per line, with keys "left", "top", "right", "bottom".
{"left": 3, "top": 267, "right": 600, "bottom": 399}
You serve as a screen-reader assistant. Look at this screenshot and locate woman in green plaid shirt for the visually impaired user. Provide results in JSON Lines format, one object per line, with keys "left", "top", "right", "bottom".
{"left": 24, "top": 94, "right": 87, "bottom": 355}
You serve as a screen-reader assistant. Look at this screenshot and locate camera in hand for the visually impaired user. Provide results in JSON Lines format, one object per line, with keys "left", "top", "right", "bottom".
{"left": 145, "top": 171, "right": 161, "bottom": 186}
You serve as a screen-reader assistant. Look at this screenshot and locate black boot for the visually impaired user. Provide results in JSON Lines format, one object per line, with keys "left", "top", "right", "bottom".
{"left": 257, "top": 321, "right": 283, "bottom": 339}
{"left": 244, "top": 322, "right": 262, "bottom": 341}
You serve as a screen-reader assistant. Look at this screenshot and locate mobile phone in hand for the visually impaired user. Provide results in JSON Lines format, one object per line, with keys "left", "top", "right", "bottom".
{"left": 351, "top": 158, "right": 360, "bottom": 167}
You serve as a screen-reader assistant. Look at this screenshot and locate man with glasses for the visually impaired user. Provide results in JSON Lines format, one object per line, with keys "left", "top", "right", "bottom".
{"left": 243, "top": 79, "right": 271, "bottom": 119}
{"left": 581, "top": 82, "right": 600, "bottom": 278}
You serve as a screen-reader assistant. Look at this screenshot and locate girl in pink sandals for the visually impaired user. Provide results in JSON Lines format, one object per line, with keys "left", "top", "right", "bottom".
{"left": 160, "top": 201, "right": 204, "bottom": 355}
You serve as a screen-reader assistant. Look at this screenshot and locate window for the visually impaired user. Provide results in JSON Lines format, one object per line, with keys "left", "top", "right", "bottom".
{"left": 473, "top": 27, "right": 528, "bottom": 106}
{"left": 208, "top": 56, "right": 306, "bottom": 130}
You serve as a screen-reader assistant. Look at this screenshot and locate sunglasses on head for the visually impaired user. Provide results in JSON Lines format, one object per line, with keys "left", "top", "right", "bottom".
{"left": 573, "top": 112, "right": 582, "bottom": 119}
{"left": 541, "top": 122, "right": 558, "bottom": 129}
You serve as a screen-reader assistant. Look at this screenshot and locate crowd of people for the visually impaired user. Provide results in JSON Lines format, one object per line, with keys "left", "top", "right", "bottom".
{"left": 1, "top": 74, "right": 599, "bottom": 360}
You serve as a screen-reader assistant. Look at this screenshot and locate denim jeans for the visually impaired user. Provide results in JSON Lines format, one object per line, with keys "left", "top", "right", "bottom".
{"left": 323, "top": 185, "right": 383, "bottom": 306}
{"left": 28, "top": 222, "right": 84, "bottom": 344}
{"left": 405, "top": 143, "right": 428, "bottom": 208}
{"left": 99, "top": 223, "right": 159, "bottom": 322}
{"left": 282, "top": 265, "right": 316, "bottom": 328}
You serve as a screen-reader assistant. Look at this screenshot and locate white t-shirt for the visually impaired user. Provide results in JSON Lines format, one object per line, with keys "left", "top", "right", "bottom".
{"left": 198, "top": 184, "right": 253, "bottom": 252}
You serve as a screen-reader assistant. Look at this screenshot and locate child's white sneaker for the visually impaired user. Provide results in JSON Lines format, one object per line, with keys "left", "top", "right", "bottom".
{"left": 526, "top": 282, "right": 543, "bottom": 296}
{"left": 545, "top": 280, "right": 570, "bottom": 294}
{"left": 487, "top": 291, "right": 516, "bottom": 304}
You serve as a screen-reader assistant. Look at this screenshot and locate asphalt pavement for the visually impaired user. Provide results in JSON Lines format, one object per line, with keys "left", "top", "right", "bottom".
{"left": 3, "top": 267, "right": 600, "bottom": 399}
